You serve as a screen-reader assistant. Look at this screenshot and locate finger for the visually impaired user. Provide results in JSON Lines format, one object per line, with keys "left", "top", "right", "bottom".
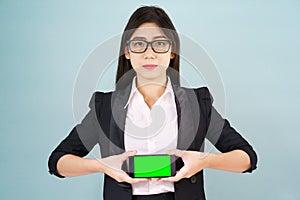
{"left": 158, "top": 169, "right": 186, "bottom": 182}
{"left": 157, "top": 170, "right": 179, "bottom": 181}
{"left": 158, "top": 175, "right": 177, "bottom": 182}
{"left": 125, "top": 176, "right": 148, "bottom": 184}
{"left": 126, "top": 150, "right": 137, "bottom": 157}
{"left": 118, "top": 171, "right": 147, "bottom": 184}
{"left": 166, "top": 149, "right": 184, "bottom": 157}
{"left": 120, "top": 150, "right": 137, "bottom": 162}
{"left": 132, "top": 178, "right": 149, "bottom": 184}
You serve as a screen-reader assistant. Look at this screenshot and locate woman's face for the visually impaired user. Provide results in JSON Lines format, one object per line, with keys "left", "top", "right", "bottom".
{"left": 125, "top": 22, "right": 174, "bottom": 82}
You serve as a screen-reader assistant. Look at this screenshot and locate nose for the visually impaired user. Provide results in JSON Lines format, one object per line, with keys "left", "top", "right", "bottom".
{"left": 144, "top": 45, "right": 156, "bottom": 59}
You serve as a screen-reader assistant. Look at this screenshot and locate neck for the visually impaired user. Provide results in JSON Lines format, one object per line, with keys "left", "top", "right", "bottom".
{"left": 136, "top": 76, "right": 168, "bottom": 100}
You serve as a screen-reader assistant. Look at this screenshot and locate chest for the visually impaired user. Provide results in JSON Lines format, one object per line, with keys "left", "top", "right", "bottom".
{"left": 97, "top": 90, "right": 208, "bottom": 156}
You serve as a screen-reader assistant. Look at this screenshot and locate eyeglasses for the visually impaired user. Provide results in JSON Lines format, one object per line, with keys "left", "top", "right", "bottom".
{"left": 126, "top": 39, "right": 172, "bottom": 53}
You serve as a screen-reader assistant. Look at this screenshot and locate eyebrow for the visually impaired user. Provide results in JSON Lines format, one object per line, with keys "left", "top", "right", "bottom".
{"left": 131, "top": 35, "right": 167, "bottom": 40}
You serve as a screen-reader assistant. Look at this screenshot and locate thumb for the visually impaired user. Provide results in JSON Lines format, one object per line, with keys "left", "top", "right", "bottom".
{"left": 167, "top": 149, "right": 184, "bottom": 157}
{"left": 121, "top": 150, "right": 137, "bottom": 160}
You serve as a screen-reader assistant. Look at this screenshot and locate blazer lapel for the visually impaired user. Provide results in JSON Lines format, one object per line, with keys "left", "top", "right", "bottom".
{"left": 172, "top": 85, "right": 200, "bottom": 151}
{"left": 109, "top": 83, "right": 132, "bottom": 155}
{"left": 106, "top": 82, "right": 134, "bottom": 196}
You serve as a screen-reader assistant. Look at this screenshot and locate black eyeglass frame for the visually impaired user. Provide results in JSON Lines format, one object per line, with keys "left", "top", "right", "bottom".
{"left": 126, "top": 39, "right": 172, "bottom": 53}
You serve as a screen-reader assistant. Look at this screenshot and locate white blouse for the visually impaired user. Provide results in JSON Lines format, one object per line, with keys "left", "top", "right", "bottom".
{"left": 124, "top": 76, "right": 178, "bottom": 195}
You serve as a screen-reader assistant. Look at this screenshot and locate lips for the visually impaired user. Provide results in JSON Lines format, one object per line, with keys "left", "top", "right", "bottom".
{"left": 142, "top": 64, "right": 158, "bottom": 70}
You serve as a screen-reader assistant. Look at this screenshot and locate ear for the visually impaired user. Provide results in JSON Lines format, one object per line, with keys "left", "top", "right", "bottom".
{"left": 170, "top": 52, "right": 175, "bottom": 59}
{"left": 125, "top": 47, "right": 130, "bottom": 59}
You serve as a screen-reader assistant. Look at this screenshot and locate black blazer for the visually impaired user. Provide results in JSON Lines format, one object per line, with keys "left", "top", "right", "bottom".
{"left": 48, "top": 83, "right": 257, "bottom": 200}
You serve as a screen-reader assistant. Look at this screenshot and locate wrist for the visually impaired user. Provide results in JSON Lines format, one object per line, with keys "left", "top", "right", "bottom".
{"left": 94, "top": 159, "right": 107, "bottom": 173}
{"left": 83, "top": 158, "right": 106, "bottom": 174}
{"left": 202, "top": 153, "right": 217, "bottom": 169}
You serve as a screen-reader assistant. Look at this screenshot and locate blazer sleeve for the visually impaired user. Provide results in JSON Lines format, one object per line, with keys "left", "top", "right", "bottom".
{"left": 198, "top": 87, "right": 258, "bottom": 173}
{"left": 48, "top": 92, "right": 103, "bottom": 178}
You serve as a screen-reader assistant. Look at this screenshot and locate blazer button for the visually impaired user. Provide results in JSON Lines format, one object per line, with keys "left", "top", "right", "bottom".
{"left": 190, "top": 175, "right": 197, "bottom": 184}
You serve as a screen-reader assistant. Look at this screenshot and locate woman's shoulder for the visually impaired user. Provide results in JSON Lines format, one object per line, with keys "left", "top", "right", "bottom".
{"left": 93, "top": 91, "right": 113, "bottom": 98}
{"left": 88, "top": 91, "right": 113, "bottom": 107}
{"left": 178, "top": 86, "right": 213, "bottom": 102}
{"left": 194, "top": 87, "right": 213, "bottom": 101}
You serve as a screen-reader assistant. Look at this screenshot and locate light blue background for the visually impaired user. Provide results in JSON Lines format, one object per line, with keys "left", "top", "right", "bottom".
{"left": 1, "top": 0, "right": 299, "bottom": 199}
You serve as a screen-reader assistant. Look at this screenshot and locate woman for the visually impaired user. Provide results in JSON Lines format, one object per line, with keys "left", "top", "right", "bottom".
{"left": 48, "top": 6, "right": 257, "bottom": 200}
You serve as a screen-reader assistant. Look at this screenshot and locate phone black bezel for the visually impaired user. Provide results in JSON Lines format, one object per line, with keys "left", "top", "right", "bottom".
{"left": 128, "top": 154, "right": 176, "bottom": 178}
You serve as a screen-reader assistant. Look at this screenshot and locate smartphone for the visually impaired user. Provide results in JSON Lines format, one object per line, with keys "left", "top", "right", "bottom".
{"left": 128, "top": 154, "right": 176, "bottom": 178}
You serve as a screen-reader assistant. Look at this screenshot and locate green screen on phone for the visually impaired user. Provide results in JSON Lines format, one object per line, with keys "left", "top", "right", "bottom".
{"left": 134, "top": 155, "right": 171, "bottom": 178}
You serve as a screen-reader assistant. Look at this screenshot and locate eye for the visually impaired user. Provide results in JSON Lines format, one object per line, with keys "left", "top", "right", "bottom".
{"left": 132, "top": 41, "right": 146, "bottom": 47}
{"left": 154, "top": 40, "right": 168, "bottom": 46}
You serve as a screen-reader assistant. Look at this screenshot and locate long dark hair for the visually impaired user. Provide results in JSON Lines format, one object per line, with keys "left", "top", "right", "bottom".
{"left": 115, "top": 6, "right": 180, "bottom": 86}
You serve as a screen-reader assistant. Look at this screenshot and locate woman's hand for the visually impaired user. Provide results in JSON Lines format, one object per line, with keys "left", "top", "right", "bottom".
{"left": 158, "top": 149, "right": 210, "bottom": 182}
{"left": 99, "top": 150, "right": 149, "bottom": 184}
